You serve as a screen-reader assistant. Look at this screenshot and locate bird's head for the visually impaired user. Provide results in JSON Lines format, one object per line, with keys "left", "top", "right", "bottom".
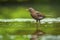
{"left": 26, "top": 7, "right": 33, "bottom": 10}
{"left": 26, "top": 7, "right": 35, "bottom": 13}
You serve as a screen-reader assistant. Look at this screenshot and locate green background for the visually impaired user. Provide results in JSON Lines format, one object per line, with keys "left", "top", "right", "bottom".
{"left": 0, "top": 0, "right": 60, "bottom": 40}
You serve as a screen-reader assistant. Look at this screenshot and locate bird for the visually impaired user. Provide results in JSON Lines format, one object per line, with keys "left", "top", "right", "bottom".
{"left": 27, "top": 7, "right": 45, "bottom": 23}
{"left": 27, "top": 7, "right": 45, "bottom": 40}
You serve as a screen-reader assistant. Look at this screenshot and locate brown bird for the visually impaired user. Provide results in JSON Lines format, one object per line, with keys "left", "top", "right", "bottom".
{"left": 28, "top": 7, "right": 45, "bottom": 23}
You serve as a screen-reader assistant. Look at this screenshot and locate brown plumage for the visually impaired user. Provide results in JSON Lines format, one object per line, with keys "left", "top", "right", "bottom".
{"left": 28, "top": 7, "right": 45, "bottom": 22}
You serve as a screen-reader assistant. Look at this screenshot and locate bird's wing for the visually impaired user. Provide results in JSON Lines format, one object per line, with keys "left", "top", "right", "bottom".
{"left": 36, "top": 12, "right": 42, "bottom": 17}
{"left": 36, "top": 11, "right": 45, "bottom": 17}
{"left": 36, "top": 12, "right": 45, "bottom": 19}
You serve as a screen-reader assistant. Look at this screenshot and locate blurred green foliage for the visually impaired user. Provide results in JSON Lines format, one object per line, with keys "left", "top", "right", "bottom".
{"left": 0, "top": 4, "right": 60, "bottom": 19}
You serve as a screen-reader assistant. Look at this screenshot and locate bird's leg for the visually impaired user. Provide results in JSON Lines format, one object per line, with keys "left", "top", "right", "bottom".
{"left": 36, "top": 20, "right": 39, "bottom": 31}
{"left": 38, "top": 20, "right": 40, "bottom": 23}
{"left": 36, "top": 20, "right": 38, "bottom": 23}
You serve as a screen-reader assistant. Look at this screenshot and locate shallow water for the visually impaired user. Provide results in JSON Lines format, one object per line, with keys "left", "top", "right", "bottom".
{"left": 0, "top": 35, "right": 60, "bottom": 40}
{"left": 0, "top": 18, "right": 60, "bottom": 40}
{"left": 0, "top": 18, "right": 60, "bottom": 23}
{"left": 41, "top": 35, "right": 60, "bottom": 40}
{"left": 0, "top": 18, "right": 60, "bottom": 35}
